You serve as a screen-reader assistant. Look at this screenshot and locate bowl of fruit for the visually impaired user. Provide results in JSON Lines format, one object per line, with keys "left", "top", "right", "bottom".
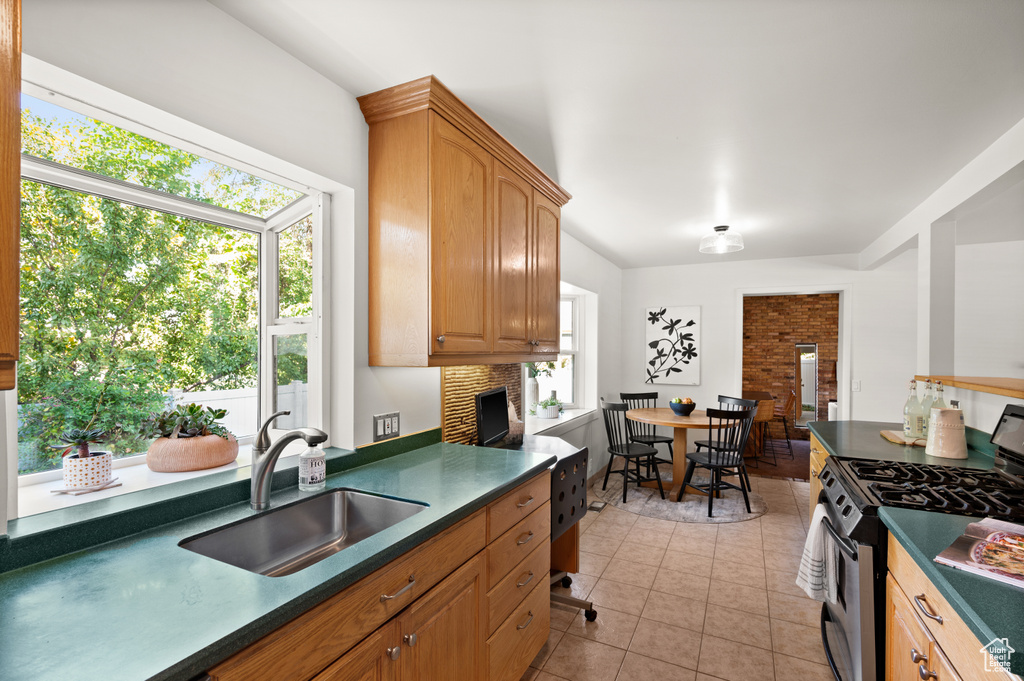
{"left": 669, "top": 397, "right": 696, "bottom": 416}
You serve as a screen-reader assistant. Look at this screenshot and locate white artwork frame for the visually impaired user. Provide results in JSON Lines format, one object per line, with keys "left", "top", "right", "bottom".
{"left": 644, "top": 306, "right": 700, "bottom": 385}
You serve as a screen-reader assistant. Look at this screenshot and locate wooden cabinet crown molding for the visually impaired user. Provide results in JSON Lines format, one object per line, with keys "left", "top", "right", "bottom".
{"left": 357, "top": 75, "right": 571, "bottom": 208}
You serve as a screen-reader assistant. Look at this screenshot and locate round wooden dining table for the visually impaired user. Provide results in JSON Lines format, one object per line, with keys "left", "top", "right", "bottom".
{"left": 625, "top": 407, "right": 717, "bottom": 501}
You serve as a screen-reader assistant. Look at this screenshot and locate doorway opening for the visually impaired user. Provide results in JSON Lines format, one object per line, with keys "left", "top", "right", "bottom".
{"left": 795, "top": 343, "right": 817, "bottom": 427}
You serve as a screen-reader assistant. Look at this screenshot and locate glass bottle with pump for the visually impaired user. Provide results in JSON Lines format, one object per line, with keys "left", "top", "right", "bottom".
{"left": 903, "top": 380, "right": 925, "bottom": 439}
{"left": 299, "top": 445, "right": 327, "bottom": 492}
{"left": 920, "top": 379, "right": 935, "bottom": 437}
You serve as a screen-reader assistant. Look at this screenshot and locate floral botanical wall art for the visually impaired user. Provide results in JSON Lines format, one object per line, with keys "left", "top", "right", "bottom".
{"left": 645, "top": 306, "right": 700, "bottom": 385}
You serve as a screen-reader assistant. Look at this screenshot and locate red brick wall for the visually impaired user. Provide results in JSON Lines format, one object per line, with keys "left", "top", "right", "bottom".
{"left": 742, "top": 294, "right": 839, "bottom": 440}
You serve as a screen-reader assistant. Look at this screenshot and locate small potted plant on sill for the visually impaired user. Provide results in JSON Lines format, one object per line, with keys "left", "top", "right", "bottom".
{"left": 524, "top": 358, "right": 569, "bottom": 408}
{"left": 531, "top": 396, "right": 563, "bottom": 420}
{"left": 53, "top": 427, "right": 113, "bottom": 489}
{"left": 142, "top": 403, "right": 238, "bottom": 472}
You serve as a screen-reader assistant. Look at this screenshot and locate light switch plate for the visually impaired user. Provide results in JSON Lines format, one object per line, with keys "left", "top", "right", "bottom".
{"left": 373, "top": 412, "right": 400, "bottom": 442}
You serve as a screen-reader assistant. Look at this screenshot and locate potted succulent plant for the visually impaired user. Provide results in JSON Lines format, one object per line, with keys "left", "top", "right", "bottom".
{"left": 531, "top": 396, "right": 563, "bottom": 419}
{"left": 53, "top": 427, "right": 113, "bottom": 488}
{"left": 142, "top": 403, "right": 238, "bottom": 472}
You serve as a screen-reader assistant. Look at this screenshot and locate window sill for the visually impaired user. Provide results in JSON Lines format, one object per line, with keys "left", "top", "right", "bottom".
{"left": 524, "top": 408, "right": 597, "bottom": 436}
{"left": 17, "top": 446, "right": 260, "bottom": 517}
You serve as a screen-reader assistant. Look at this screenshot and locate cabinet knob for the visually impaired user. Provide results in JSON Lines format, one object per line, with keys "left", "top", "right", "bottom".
{"left": 910, "top": 648, "right": 928, "bottom": 664}
{"left": 404, "top": 633, "right": 418, "bottom": 647}
{"left": 387, "top": 646, "right": 401, "bottom": 661}
{"left": 436, "top": 335, "right": 445, "bottom": 343}
{"left": 918, "top": 664, "right": 937, "bottom": 680}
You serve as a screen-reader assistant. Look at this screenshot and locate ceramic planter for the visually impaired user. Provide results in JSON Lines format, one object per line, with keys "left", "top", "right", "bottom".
{"left": 536, "top": 405, "right": 561, "bottom": 419}
{"left": 146, "top": 434, "right": 239, "bottom": 472}
{"left": 62, "top": 451, "right": 113, "bottom": 488}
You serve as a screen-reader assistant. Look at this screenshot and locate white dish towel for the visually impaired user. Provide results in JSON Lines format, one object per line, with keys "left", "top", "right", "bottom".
{"left": 796, "top": 504, "right": 839, "bottom": 604}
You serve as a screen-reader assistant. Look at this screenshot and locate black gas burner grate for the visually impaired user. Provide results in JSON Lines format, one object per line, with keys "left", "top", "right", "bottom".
{"left": 848, "top": 460, "right": 1018, "bottom": 491}
{"left": 866, "top": 481, "right": 1024, "bottom": 521}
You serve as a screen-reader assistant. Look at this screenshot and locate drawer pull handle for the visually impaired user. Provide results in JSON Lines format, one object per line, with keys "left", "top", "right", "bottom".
{"left": 517, "top": 571, "right": 535, "bottom": 588}
{"left": 516, "top": 495, "right": 535, "bottom": 509}
{"left": 913, "top": 594, "right": 943, "bottom": 624}
{"left": 516, "top": 531, "right": 535, "bottom": 546}
{"left": 919, "top": 664, "right": 937, "bottom": 680}
{"left": 404, "top": 633, "right": 418, "bottom": 647}
{"left": 387, "top": 646, "right": 400, "bottom": 661}
{"left": 910, "top": 648, "right": 927, "bottom": 664}
{"left": 381, "top": 574, "right": 415, "bottom": 602}
{"left": 517, "top": 611, "right": 535, "bottom": 630}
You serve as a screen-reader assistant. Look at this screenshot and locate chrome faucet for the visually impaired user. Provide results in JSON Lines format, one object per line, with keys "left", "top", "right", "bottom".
{"left": 251, "top": 410, "right": 329, "bottom": 510}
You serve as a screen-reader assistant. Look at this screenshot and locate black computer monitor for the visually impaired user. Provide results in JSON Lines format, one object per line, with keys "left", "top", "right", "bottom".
{"left": 475, "top": 386, "right": 510, "bottom": 446}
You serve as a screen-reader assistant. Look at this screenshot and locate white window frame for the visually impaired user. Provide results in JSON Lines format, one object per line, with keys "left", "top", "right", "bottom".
{"left": 558, "top": 295, "right": 583, "bottom": 409}
{"left": 7, "top": 77, "right": 332, "bottom": 516}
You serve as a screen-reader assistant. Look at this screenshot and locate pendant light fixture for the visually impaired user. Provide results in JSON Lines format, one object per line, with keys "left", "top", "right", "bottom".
{"left": 699, "top": 225, "right": 744, "bottom": 254}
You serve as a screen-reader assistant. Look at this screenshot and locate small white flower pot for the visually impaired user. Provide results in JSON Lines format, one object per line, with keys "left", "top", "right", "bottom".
{"left": 537, "top": 405, "right": 561, "bottom": 419}
{"left": 62, "top": 452, "right": 113, "bottom": 488}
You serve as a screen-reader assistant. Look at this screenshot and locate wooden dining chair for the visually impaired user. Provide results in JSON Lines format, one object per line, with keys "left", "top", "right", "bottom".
{"left": 771, "top": 389, "right": 796, "bottom": 459}
{"left": 620, "top": 391, "right": 673, "bottom": 472}
{"left": 677, "top": 406, "right": 756, "bottom": 516}
{"left": 600, "top": 399, "right": 665, "bottom": 503}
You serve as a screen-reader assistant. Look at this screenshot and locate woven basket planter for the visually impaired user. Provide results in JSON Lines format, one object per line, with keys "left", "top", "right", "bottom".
{"left": 146, "top": 434, "right": 238, "bottom": 472}
{"left": 63, "top": 452, "right": 112, "bottom": 488}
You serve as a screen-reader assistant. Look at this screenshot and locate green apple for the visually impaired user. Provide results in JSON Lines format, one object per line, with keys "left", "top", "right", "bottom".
{"left": 671, "top": 397, "right": 683, "bottom": 404}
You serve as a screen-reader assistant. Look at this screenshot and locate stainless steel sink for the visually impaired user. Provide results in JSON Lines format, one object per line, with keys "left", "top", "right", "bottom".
{"left": 179, "top": 489, "right": 428, "bottom": 577}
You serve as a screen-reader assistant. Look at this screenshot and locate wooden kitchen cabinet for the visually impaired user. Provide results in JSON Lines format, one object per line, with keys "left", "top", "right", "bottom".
{"left": 809, "top": 433, "right": 829, "bottom": 516}
{"left": 208, "top": 472, "right": 550, "bottom": 681}
{"left": 0, "top": 0, "right": 20, "bottom": 391}
{"left": 359, "top": 76, "right": 570, "bottom": 367}
{"left": 887, "top": 534, "right": 1014, "bottom": 681}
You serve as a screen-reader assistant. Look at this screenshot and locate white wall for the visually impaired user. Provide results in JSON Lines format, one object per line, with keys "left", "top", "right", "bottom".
{"left": 954, "top": 240, "right": 1024, "bottom": 378}
{"left": 19, "top": 0, "right": 442, "bottom": 451}
{"left": 620, "top": 251, "right": 919, "bottom": 426}
{"left": 557, "top": 232, "right": 623, "bottom": 474}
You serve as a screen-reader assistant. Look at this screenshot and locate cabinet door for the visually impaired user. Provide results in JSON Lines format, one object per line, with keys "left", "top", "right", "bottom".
{"left": 887, "top": 574, "right": 935, "bottom": 681}
{"left": 531, "top": 192, "right": 560, "bottom": 354}
{"left": 928, "top": 643, "right": 963, "bottom": 681}
{"left": 399, "top": 552, "right": 486, "bottom": 681}
{"left": 809, "top": 435, "right": 828, "bottom": 516}
{"left": 315, "top": 621, "right": 399, "bottom": 681}
{"left": 429, "top": 113, "right": 493, "bottom": 356}
{"left": 0, "top": 0, "right": 19, "bottom": 390}
{"left": 492, "top": 161, "right": 532, "bottom": 354}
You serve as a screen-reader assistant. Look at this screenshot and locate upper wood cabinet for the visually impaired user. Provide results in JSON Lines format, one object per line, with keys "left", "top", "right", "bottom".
{"left": 359, "top": 76, "right": 570, "bottom": 367}
{"left": 0, "top": 0, "right": 20, "bottom": 390}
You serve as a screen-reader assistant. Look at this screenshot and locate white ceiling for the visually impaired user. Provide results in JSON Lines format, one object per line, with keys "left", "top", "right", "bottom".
{"left": 212, "top": 0, "right": 1024, "bottom": 269}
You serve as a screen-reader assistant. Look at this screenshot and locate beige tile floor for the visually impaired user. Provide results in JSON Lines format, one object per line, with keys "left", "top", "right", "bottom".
{"left": 522, "top": 475, "right": 833, "bottom": 681}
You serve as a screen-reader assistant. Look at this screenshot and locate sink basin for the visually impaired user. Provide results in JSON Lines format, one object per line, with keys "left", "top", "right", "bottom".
{"left": 179, "top": 488, "right": 428, "bottom": 577}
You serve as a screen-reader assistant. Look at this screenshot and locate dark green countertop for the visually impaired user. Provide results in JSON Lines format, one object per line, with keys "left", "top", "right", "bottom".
{"left": 0, "top": 442, "right": 555, "bottom": 681}
{"left": 808, "top": 420, "right": 996, "bottom": 469}
{"left": 880, "top": 507, "right": 1024, "bottom": 675}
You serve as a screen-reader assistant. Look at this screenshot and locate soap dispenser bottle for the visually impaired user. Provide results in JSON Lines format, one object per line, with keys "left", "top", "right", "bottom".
{"left": 299, "top": 445, "right": 326, "bottom": 492}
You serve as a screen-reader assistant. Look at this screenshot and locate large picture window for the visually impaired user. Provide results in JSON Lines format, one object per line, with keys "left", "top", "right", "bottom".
{"left": 12, "top": 93, "right": 327, "bottom": 498}
{"left": 525, "top": 295, "right": 581, "bottom": 411}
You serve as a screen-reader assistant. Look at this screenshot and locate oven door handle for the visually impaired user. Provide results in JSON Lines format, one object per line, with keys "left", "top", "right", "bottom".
{"left": 821, "top": 515, "right": 858, "bottom": 561}
{"left": 820, "top": 603, "right": 843, "bottom": 681}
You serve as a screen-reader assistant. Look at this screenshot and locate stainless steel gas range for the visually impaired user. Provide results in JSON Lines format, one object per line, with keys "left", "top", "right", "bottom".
{"left": 813, "top": 404, "right": 1024, "bottom": 681}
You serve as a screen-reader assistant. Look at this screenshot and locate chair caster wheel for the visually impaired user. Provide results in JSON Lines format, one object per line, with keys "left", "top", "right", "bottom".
{"left": 584, "top": 609, "right": 598, "bottom": 622}
{"left": 561, "top": 576, "right": 573, "bottom": 588}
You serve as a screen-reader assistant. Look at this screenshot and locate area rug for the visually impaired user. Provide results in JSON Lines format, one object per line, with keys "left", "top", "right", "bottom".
{"left": 590, "top": 464, "right": 767, "bottom": 523}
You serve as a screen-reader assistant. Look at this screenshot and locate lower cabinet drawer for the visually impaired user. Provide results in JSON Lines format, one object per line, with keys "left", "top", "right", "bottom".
{"left": 487, "top": 502, "right": 551, "bottom": 589}
{"left": 208, "top": 510, "right": 486, "bottom": 681}
{"left": 487, "top": 542, "right": 550, "bottom": 635}
{"left": 487, "top": 578, "right": 550, "bottom": 681}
